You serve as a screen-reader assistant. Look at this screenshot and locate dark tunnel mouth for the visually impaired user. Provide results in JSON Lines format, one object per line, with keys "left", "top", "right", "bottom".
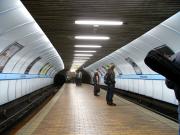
{"left": 54, "top": 73, "right": 66, "bottom": 87}
{"left": 81, "top": 70, "right": 91, "bottom": 84}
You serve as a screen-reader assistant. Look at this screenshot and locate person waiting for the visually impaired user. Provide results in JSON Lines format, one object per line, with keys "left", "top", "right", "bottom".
{"left": 105, "top": 65, "right": 116, "bottom": 106}
{"left": 93, "top": 71, "right": 100, "bottom": 96}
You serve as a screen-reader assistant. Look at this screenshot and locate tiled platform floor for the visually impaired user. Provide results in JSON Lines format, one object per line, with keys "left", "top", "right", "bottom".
{"left": 16, "top": 84, "right": 178, "bottom": 135}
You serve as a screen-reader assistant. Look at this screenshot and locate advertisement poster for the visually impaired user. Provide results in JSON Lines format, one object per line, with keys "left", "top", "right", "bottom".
{"left": 96, "top": 68, "right": 103, "bottom": 76}
{"left": 39, "top": 63, "right": 52, "bottom": 75}
{"left": 45, "top": 64, "right": 53, "bottom": 75}
{"left": 99, "top": 66, "right": 106, "bottom": 75}
{"left": 97, "top": 63, "right": 122, "bottom": 76}
{"left": 0, "top": 42, "right": 24, "bottom": 72}
{"left": 25, "top": 57, "right": 41, "bottom": 74}
{"left": 107, "top": 63, "right": 122, "bottom": 76}
{"left": 102, "top": 65, "right": 108, "bottom": 72}
{"left": 125, "top": 57, "right": 142, "bottom": 75}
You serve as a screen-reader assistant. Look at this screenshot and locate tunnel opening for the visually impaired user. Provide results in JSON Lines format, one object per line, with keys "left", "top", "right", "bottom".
{"left": 54, "top": 70, "right": 66, "bottom": 88}
{"left": 65, "top": 69, "right": 91, "bottom": 84}
{"left": 81, "top": 69, "right": 91, "bottom": 84}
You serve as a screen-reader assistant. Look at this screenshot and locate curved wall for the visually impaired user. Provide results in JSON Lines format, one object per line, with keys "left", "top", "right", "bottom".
{"left": 0, "top": 0, "right": 64, "bottom": 105}
{"left": 85, "top": 11, "right": 180, "bottom": 105}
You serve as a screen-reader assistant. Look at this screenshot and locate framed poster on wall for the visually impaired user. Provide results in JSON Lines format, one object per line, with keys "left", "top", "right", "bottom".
{"left": 0, "top": 42, "right": 24, "bottom": 72}
{"left": 39, "top": 63, "right": 52, "bottom": 75}
{"left": 125, "top": 57, "right": 142, "bottom": 75}
{"left": 25, "top": 57, "right": 41, "bottom": 74}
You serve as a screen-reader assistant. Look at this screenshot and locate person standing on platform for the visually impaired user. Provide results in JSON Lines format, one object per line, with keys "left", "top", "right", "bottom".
{"left": 165, "top": 51, "right": 180, "bottom": 135}
{"left": 78, "top": 71, "right": 82, "bottom": 85}
{"left": 105, "top": 64, "right": 116, "bottom": 106}
{"left": 75, "top": 70, "right": 82, "bottom": 86}
{"left": 93, "top": 71, "right": 100, "bottom": 96}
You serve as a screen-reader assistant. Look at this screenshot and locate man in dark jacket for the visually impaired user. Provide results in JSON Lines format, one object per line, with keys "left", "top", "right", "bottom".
{"left": 165, "top": 51, "right": 180, "bottom": 135}
{"left": 106, "top": 64, "right": 116, "bottom": 106}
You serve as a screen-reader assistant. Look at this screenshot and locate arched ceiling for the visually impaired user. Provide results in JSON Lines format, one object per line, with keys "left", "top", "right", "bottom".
{"left": 21, "top": 0, "right": 180, "bottom": 70}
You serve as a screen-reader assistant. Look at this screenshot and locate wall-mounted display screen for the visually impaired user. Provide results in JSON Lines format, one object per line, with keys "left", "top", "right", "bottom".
{"left": 25, "top": 57, "right": 41, "bottom": 74}
{"left": 0, "top": 42, "right": 24, "bottom": 73}
{"left": 125, "top": 57, "right": 142, "bottom": 75}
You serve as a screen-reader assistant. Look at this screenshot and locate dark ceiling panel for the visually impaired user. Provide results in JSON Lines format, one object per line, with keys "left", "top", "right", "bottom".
{"left": 22, "top": 0, "right": 180, "bottom": 70}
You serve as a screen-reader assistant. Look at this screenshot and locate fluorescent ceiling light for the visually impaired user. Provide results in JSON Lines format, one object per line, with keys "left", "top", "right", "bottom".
{"left": 75, "top": 20, "right": 123, "bottom": 26}
{"left": 72, "top": 63, "right": 85, "bottom": 65}
{"left": 74, "top": 57, "right": 90, "bottom": 59}
{"left": 71, "top": 63, "right": 82, "bottom": 66}
{"left": 75, "top": 45, "right": 102, "bottom": 48}
{"left": 75, "top": 36, "right": 110, "bottom": 40}
{"left": 71, "top": 64, "right": 84, "bottom": 68}
{"left": 75, "top": 50, "right": 96, "bottom": 53}
{"left": 73, "top": 60, "right": 87, "bottom": 63}
{"left": 74, "top": 54, "right": 93, "bottom": 57}
{"left": 71, "top": 65, "right": 82, "bottom": 68}
{"left": 73, "top": 60, "right": 87, "bottom": 62}
{"left": 72, "top": 63, "right": 84, "bottom": 65}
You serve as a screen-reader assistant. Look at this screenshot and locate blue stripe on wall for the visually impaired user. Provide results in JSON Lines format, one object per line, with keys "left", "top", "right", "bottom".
{"left": 101, "top": 74, "right": 165, "bottom": 80}
{"left": 117, "top": 74, "right": 165, "bottom": 80}
{"left": 0, "top": 73, "right": 51, "bottom": 80}
{"left": 2, "top": 73, "right": 164, "bottom": 81}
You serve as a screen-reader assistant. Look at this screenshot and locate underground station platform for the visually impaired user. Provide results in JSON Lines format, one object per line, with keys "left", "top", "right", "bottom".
{"left": 5, "top": 84, "right": 178, "bottom": 135}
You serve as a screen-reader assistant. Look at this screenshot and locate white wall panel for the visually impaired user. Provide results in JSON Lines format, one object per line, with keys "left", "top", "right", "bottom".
{"left": 128, "top": 80, "right": 134, "bottom": 92}
{"left": 0, "top": 81, "right": 8, "bottom": 105}
{"left": 162, "top": 82, "right": 177, "bottom": 104}
{"left": 119, "top": 79, "right": 125, "bottom": 90}
{"left": 0, "top": 8, "right": 34, "bottom": 34}
{"left": 163, "top": 12, "right": 180, "bottom": 33}
{"left": 16, "top": 80, "right": 22, "bottom": 98}
{"left": 133, "top": 80, "right": 139, "bottom": 93}
{"left": 27, "top": 80, "right": 32, "bottom": 94}
{"left": 26, "top": 79, "right": 30, "bottom": 95}
{"left": 147, "top": 25, "right": 180, "bottom": 52}
{"left": 152, "top": 81, "right": 163, "bottom": 100}
{"left": 138, "top": 80, "right": 145, "bottom": 95}
{"left": 0, "top": 0, "right": 21, "bottom": 12}
{"left": 144, "top": 80, "right": 153, "bottom": 97}
{"left": 8, "top": 80, "right": 16, "bottom": 102}
{"left": 124, "top": 79, "right": 129, "bottom": 91}
{"left": 21, "top": 79, "right": 26, "bottom": 96}
{"left": 115, "top": 79, "right": 120, "bottom": 89}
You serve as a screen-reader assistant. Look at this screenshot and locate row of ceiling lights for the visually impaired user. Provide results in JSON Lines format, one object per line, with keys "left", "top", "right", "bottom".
{"left": 70, "top": 20, "right": 123, "bottom": 72}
